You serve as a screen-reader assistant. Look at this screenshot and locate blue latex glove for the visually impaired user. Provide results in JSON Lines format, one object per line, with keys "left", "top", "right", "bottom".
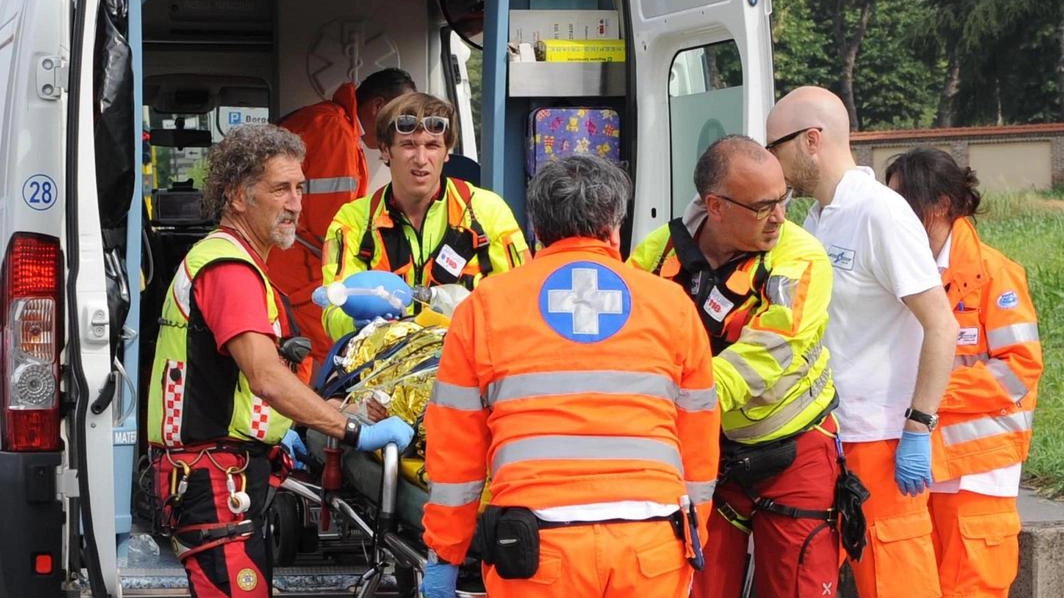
{"left": 356, "top": 416, "right": 415, "bottom": 452}
{"left": 280, "top": 429, "right": 307, "bottom": 470}
{"left": 420, "top": 561, "right": 459, "bottom": 598}
{"left": 894, "top": 430, "right": 932, "bottom": 496}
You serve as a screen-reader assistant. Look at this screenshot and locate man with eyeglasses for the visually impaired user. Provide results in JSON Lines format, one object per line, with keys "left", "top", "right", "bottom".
{"left": 766, "top": 86, "right": 957, "bottom": 598}
{"left": 629, "top": 135, "right": 844, "bottom": 598}
{"left": 321, "top": 92, "right": 531, "bottom": 342}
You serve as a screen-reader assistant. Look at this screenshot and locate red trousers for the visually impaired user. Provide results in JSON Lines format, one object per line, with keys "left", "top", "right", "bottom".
{"left": 155, "top": 449, "right": 272, "bottom": 598}
{"left": 845, "top": 440, "right": 940, "bottom": 598}
{"left": 692, "top": 420, "right": 840, "bottom": 598}
{"left": 483, "top": 519, "right": 693, "bottom": 598}
{"left": 930, "top": 491, "right": 1020, "bottom": 598}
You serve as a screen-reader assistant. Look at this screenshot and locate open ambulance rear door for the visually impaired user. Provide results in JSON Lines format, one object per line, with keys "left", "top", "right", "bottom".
{"left": 0, "top": 0, "right": 120, "bottom": 595}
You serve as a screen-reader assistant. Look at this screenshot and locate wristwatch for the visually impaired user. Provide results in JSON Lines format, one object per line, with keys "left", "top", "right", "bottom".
{"left": 904, "top": 407, "right": 939, "bottom": 431}
{"left": 342, "top": 416, "right": 361, "bottom": 448}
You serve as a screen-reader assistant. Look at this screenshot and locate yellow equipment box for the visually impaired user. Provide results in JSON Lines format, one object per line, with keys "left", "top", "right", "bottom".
{"left": 535, "top": 39, "right": 625, "bottom": 62}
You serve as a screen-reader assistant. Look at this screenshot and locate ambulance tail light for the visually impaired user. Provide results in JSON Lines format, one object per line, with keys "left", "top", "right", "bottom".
{"left": 1, "top": 234, "right": 63, "bottom": 452}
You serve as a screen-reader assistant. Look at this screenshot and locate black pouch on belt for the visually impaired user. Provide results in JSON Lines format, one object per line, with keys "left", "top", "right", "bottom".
{"left": 835, "top": 461, "right": 871, "bottom": 560}
{"left": 721, "top": 435, "right": 798, "bottom": 487}
{"left": 490, "top": 507, "right": 540, "bottom": 579}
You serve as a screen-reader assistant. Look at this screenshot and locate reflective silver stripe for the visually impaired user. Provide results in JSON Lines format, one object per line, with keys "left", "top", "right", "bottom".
{"left": 486, "top": 371, "right": 678, "bottom": 407}
{"left": 718, "top": 329, "right": 794, "bottom": 397}
{"left": 431, "top": 381, "right": 485, "bottom": 411}
{"left": 745, "top": 342, "right": 823, "bottom": 409}
{"left": 492, "top": 436, "right": 683, "bottom": 477}
{"left": 953, "top": 353, "right": 989, "bottom": 369}
{"left": 686, "top": 480, "right": 717, "bottom": 504}
{"left": 678, "top": 387, "right": 718, "bottom": 412}
{"left": 765, "top": 275, "right": 798, "bottom": 309}
{"left": 725, "top": 366, "right": 829, "bottom": 441}
{"left": 987, "top": 359, "right": 1029, "bottom": 402}
{"left": 428, "top": 479, "right": 486, "bottom": 507}
{"left": 304, "top": 176, "right": 358, "bottom": 195}
{"left": 940, "top": 411, "right": 1033, "bottom": 446}
{"left": 987, "top": 323, "right": 1040, "bottom": 351}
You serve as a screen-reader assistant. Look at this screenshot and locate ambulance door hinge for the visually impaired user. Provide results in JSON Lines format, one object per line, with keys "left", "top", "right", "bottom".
{"left": 36, "top": 55, "right": 68, "bottom": 100}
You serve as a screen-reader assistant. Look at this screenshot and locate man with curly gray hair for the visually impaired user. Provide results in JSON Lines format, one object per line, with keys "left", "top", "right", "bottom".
{"left": 147, "top": 123, "right": 413, "bottom": 597}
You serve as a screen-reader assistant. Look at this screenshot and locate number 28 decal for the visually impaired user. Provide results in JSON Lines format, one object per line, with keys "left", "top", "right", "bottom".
{"left": 22, "top": 174, "right": 58, "bottom": 211}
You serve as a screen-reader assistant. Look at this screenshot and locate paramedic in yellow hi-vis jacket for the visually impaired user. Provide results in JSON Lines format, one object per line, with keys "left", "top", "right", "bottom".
{"left": 320, "top": 92, "right": 530, "bottom": 341}
{"left": 147, "top": 124, "right": 413, "bottom": 598}
{"left": 630, "top": 135, "right": 863, "bottom": 598}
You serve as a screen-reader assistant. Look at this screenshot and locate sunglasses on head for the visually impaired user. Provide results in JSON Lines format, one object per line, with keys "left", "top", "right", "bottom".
{"left": 393, "top": 114, "right": 449, "bottom": 136}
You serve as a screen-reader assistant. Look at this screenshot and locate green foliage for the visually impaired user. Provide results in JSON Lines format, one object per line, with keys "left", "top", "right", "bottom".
{"left": 772, "top": 0, "right": 1062, "bottom": 127}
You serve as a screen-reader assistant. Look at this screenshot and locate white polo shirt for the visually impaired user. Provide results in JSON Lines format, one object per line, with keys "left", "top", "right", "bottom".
{"left": 803, "top": 167, "right": 942, "bottom": 442}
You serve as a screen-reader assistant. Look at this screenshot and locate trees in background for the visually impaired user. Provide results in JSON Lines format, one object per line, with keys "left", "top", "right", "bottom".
{"left": 773, "top": 0, "right": 1063, "bottom": 130}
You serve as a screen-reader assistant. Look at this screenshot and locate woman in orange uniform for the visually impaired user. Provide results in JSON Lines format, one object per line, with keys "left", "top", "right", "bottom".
{"left": 885, "top": 147, "right": 1043, "bottom": 598}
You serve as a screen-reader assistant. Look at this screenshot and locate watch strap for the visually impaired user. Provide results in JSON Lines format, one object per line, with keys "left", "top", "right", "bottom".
{"left": 343, "top": 416, "right": 361, "bottom": 448}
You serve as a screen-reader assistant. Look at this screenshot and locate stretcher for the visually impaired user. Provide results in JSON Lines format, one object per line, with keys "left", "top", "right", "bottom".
{"left": 277, "top": 315, "right": 485, "bottom": 597}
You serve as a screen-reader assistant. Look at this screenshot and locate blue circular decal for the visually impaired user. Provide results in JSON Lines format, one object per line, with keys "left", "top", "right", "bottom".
{"left": 538, "top": 261, "right": 631, "bottom": 343}
{"left": 22, "top": 174, "right": 58, "bottom": 211}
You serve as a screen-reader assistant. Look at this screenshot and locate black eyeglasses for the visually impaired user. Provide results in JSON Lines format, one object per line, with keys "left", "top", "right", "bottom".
{"left": 765, "top": 127, "right": 822, "bottom": 151}
{"left": 711, "top": 187, "right": 794, "bottom": 220}
{"left": 393, "top": 114, "right": 449, "bottom": 136}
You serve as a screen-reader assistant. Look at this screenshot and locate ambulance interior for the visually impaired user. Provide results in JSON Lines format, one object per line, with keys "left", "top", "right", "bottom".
{"left": 111, "top": 0, "right": 766, "bottom": 593}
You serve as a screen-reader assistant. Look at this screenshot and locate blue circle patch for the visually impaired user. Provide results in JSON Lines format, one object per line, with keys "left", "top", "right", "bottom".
{"left": 538, "top": 261, "right": 631, "bottom": 343}
{"left": 22, "top": 174, "right": 58, "bottom": 211}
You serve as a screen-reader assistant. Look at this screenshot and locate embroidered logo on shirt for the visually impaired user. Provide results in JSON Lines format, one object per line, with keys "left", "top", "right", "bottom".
{"left": 436, "top": 244, "right": 467, "bottom": 278}
{"left": 957, "top": 327, "right": 980, "bottom": 346}
{"left": 703, "top": 286, "right": 734, "bottom": 322}
{"left": 826, "top": 245, "right": 855, "bottom": 271}
{"left": 539, "top": 261, "right": 630, "bottom": 343}
{"left": 997, "top": 290, "right": 1019, "bottom": 309}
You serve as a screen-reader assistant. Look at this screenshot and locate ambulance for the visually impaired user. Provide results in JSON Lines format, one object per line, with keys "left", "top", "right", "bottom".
{"left": 0, "top": 0, "right": 773, "bottom": 594}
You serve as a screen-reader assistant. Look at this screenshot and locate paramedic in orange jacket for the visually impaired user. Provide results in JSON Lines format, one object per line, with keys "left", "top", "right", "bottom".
{"left": 269, "top": 69, "right": 416, "bottom": 369}
{"left": 421, "top": 155, "right": 720, "bottom": 598}
{"left": 886, "top": 147, "right": 1042, "bottom": 598}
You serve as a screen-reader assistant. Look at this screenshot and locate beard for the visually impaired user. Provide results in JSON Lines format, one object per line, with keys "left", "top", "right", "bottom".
{"left": 788, "top": 152, "right": 820, "bottom": 198}
{"left": 271, "top": 210, "right": 298, "bottom": 249}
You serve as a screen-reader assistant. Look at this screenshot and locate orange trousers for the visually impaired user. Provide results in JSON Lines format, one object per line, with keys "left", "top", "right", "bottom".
{"left": 844, "top": 440, "right": 941, "bottom": 598}
{"left": 929, "top": 491, "right": 1020, "bottom": 598}
{"left": 482, "top": 519, "right": 692, "bottom": 598}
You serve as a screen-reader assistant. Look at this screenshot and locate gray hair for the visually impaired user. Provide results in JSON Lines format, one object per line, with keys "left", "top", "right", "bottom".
{"left": 527, "top": 155, "right": 630, "bottom": 246}
{"left": 693, "top": 134, "right": 765, "bottom": 197}
{"left": 202, "top": 124, "right": 305, "bottom": 220}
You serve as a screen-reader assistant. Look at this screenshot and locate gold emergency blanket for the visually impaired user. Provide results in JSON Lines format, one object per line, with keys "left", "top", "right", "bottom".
{"left": 336, "top": 319, "right": 446, "bottom": 457}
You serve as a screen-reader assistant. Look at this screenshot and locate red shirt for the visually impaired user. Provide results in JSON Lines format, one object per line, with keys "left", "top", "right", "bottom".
{"left": 193, "top": 230, "right": 282, "bottom": 355}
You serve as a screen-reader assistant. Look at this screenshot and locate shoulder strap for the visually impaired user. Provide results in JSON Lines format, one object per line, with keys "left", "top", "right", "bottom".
{"left": 357, "top": 186, "right": 389, "bottom": 266}
{"left": 448, "top": 178, "right": 493, "bottom": 277}
{"left": 668, "top": 218, "right": 710, "bottom": 273}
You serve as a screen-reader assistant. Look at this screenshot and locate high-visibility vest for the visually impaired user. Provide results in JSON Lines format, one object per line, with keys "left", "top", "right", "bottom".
{"left": 148, "top": 230, "right": 294, "bottom": 448}
{"left": 930, "top": 217, "right": 1042, "bottom": 481}
{"left": 629, "top": 219, "right": 836, "bottom": 443}
{"left": 269, "top": 82, "right": 369, "bottom": 362}
{"left": 422, "top": 238, "right": 720, "bottom": 565}
{"left": 320, "top": 177, "right": 530, "bottom": 339}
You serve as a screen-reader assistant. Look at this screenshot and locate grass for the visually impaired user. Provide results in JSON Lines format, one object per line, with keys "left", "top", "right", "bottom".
{"left": 789, "top": 191, "right": 1064, "bottom": 497}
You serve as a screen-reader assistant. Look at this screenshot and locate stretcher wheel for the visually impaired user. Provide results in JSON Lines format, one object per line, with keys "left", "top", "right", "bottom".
{"left": 268, "top": 491, "right": 302, "bottom": 566}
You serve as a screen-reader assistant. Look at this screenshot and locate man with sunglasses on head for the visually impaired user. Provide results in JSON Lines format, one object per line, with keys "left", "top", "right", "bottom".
{"left": 766, "top": 87, "right": 957, "bottom": 598}
{"left": 321, "top": 92, "right": 530, "bottom": 342}
{"left": 629, "top": 135, "right": 843, "bottom": 598}
{"left": 271, "top": 68, "right": 416, "bottom": 377}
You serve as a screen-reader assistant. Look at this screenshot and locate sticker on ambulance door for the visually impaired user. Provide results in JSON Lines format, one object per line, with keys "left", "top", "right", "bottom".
{"left": 22, "top": 174, "right": 58, "bottom": 211}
